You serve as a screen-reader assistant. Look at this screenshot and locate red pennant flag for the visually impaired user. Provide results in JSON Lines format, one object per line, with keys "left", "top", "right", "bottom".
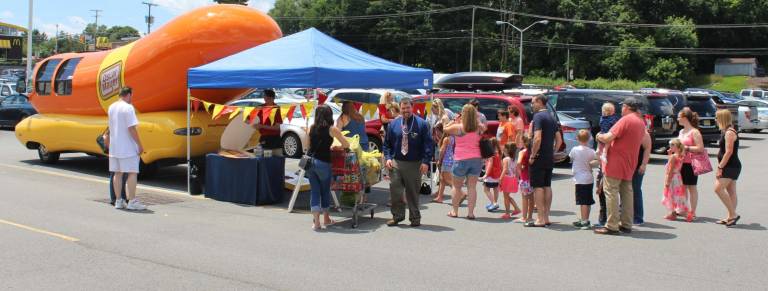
{"left": 300, "top": 103, "right": 308, "bottom": 119}
{"left": 413, "top": 103, "right": 426, "bottom": 117}
{"left": 191, "top": 99, "right": 201, "bottom": 112}
{"left": 353, "top": 102, "right": 363, "bottom": 112}
{"left": 378, "top": 104, "right": 388, "bottom": 119}
{"left": 286, "top": 105, "right": 297, "bottom": 122}
{"left": 317, "top": 91, "right": 328, "bottom": 105}
{"left": 248, "top": 108, "right": 261, "bottom": 124}
{"left": 261, "top": 106, "right": 273, "bottom": 125}
{"left": 218, "top": 106, "right": 235, "bottom": 118}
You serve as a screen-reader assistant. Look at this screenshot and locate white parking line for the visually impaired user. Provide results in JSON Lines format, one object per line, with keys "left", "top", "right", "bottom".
{"left": 0, "top": 163, "right": 205, "bottom": 200}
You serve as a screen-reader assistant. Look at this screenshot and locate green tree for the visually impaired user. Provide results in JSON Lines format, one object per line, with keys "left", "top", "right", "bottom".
{"left": 105, "top": 26, "right": 140, "bottom": 42}
{"left": 648, "top": 56, "right": 690, "bottom": 88}
{"left": 601, "top": 36, "right": 656, "bottom": 80}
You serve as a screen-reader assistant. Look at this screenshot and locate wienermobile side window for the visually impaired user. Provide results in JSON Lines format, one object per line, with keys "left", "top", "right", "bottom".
{"left": 34, "top": 59, "right": 61, "bottom": 96}
{"left": 54, "top": 58, "right": 83, "bottom": 96}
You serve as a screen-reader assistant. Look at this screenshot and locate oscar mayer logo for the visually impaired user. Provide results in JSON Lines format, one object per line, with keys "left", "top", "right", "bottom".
{"left": 99, "top": 61, "right": 123, "bottom": 100}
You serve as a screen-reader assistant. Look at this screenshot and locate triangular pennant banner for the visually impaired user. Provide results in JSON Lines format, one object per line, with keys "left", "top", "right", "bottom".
{"left": 413, "top": 103, "right": 426, "bottom": 117}
{"left": 378, "top": 104, "right": 388, "bottom": 119}
{"left": 318, "top": 91, "right": 328, "bottom": 105}
{"left": 191, "top": 98, "right": 201, "bottom": 112}
{"left": 268, "top": 106, "right": 278, "bottom": 124}
{"left": 261, "top": 106, "right": 273, "bottom": 125}
{"left": 425, "top": 102, "right": 433, "bottom": 116}
{"left": 353, "top": 102, "right": 363, "bottom": 112}
{"left": 203, "top": 101, "right": 213, "bottom": 114}
{"left": 229, "top": 107, "right": 243, "bottom": 120}
{"left": 219, "top": 106, "right": 235, "bottom": 118}
{"left": 248, "top": 108, "right": 261, "bottom": 124}
{"left": 303, "top": 102, "right": 315, "bottom": 119}
{"left": 361, "top": 104, "right": 375, "bottom": 119}
{"left": 211, "top": 104, "right": 224, "bottom": 119}
{"left": 286, "top": 105, "right": 297, "bottom": 122}
{"left": 242, "top": 107, "right": 255, "bottom": 122}
{"left": 279, "top": 105, "right": 291, "bottom": 120}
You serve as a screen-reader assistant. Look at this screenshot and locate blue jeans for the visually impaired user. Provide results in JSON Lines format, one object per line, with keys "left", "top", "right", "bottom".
{"left": 632, "top": 170, "right": 645, "bottom": 224}
{"left": 308, "top": 159, "right": 332, "bottom": 212}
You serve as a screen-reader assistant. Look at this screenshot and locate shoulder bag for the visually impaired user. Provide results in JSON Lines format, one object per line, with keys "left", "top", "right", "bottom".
{"left": 691, "top": 151, "right": 712, "bottom": 176}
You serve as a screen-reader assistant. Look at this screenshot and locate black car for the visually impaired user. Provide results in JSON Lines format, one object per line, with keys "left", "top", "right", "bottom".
{"left": 545, "top": 89, "right": 676, "bottom": 149}
{"left": 0, "top": 94, "right": 37, "bottom": 128}
{"left": 682, "top": 92, "right": 721, "bottom": 143}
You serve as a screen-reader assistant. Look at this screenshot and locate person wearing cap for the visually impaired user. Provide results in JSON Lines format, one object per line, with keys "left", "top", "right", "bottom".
{"left": 593, "top": 97, "right": 647, "bottom": 235}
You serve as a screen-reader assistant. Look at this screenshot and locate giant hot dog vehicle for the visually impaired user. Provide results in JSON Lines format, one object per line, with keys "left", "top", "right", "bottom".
{"left": 15, "top": 5, "right": 282, "bottom": 173}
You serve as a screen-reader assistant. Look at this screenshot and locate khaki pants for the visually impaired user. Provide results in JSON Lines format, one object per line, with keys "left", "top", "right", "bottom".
{"left": 389, "top": 160, "right": 421, "bottom": 223}
{"left": 603, "top": 176, "right": 634, "bottom": 231}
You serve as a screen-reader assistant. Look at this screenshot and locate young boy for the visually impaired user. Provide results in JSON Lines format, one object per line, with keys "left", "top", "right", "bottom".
{"left": 595, "top": 102, "right": 619, "bottom": 226}
{"left": 569, "top": 130, "right": 598, "bottom": 229}
{"left": 496, "top": 110, "right": 514, "bottom": 147}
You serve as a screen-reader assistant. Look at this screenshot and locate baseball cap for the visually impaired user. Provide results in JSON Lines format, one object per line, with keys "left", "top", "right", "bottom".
{"left": 621, "top": 97, "right": 641, "bottom": 110}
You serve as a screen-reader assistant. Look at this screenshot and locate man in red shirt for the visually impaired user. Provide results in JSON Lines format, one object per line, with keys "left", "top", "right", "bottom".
{"left": 594, "top": 97, "right": 646, "bottom": 235}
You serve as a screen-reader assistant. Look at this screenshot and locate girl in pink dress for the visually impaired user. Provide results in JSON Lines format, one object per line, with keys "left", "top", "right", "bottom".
{"left": 499, "top": 143, "right": 521, "bottom": 219}
{"left": 515, "top": 135, "right": 534, "bottom": 223}
{"left": 663, "top": 138, "right": 689, "bottom": 220}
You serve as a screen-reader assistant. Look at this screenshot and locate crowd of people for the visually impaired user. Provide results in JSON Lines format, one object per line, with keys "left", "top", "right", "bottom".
{"left": 302, "top": 93, "right": 744, "bottom": 233}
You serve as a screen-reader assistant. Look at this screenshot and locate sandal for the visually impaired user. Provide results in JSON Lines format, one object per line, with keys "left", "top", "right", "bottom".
{"left": 715, "top": 218, "right": 728, "bottom": 225}
{"left": 432, "top": 198, "right": 443, "bottom": 203}
{"left": 447, "top": 211, "right": 458, "bottom": 218}
{"left": 725, "top": 215, "right": 741, "bottom": 227}
{"left": 664, "top": 213, "right": 677, "bottom": 221}
{"left": 685, "top": 212, "right": 696, "bottom": 222}
{"left": 466, "top": 215, "right": 476, "bottom": 220}
{"left": 323, "top": 219, "right": 336, "bottom": 227}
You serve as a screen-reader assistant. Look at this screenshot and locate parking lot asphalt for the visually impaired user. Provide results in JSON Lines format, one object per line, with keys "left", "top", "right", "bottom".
{"left": 1, "top": 128, "right": 767, "bottom": 290}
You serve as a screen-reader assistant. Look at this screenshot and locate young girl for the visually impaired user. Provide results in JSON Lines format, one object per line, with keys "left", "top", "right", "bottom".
{"left": 482, "top": 138, "right": 503, "bottom": 212}
{"left": 434, "top": 127, "right": 455, "bottom": 203}
{"left": 499, "top": 143, "right": 521, "bottom": 219}
{"left": 663, "top": 138, "right": 689, "bottom": 221}
{"left": 515, "top": 135, "right": 534, "bottom": 223}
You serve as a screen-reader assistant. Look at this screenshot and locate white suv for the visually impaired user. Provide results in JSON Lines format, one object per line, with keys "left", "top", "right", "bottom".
{"left": 740, "top": 88, "right": 768, "bottom": 99}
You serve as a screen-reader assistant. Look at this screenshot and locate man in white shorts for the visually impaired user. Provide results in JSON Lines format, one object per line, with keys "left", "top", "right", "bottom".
{"left": 105, "top": 87, "right": 146, "bottom": 210}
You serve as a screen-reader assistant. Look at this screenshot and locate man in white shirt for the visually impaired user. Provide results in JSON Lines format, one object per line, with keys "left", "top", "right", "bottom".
{"left": 105, "top": 87, "right": 146, "bottom": 210}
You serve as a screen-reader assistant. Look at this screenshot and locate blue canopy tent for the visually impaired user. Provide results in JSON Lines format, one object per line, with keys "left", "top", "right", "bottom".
{"left": 184, "top": 27, "right": 433, "bottom": 197}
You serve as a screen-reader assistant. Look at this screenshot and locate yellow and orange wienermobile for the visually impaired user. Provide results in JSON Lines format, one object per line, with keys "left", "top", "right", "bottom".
{"left": 15, "top": 5, "right": 281, "bottom": 170}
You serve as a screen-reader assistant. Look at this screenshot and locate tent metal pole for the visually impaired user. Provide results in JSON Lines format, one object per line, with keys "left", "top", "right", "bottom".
{"left": 186, "top": 88, "right": 191, "bottom": 195}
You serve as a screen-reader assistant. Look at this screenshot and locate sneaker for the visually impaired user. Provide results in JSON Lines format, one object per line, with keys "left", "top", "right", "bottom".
{"left": 580, "top": 221, "right": 592, "bottom": 230}
{"left": 114, "top": 199, "right": 126, "bottom": 209}
{"left": 490, "top": 204, "right": 499, "bottom": 212}
{"left": 572, "top": 220, "right": 585, "bottom": 228}
{"left": 126, "top": 199, "right": 147, "bottom": 211}
{"left": 485, "top": 203, "right": 493, "bottom": 211}
{"left": 500, "top": 213, "right": 512, "bottom": 220}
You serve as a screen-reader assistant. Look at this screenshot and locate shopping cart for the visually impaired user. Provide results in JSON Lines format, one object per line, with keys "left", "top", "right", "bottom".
{"left": 331, "top": 149, "right": 377, "bottom": 228}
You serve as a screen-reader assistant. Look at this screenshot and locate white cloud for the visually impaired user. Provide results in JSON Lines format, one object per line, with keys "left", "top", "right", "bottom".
{"left": 248, "top": 0, "right": 275, "bottom": 12}
{"left": 1, "top": 10, "right": 14, "bottom": 19}
{"left": 36, "top": 15, "right": 88, "bottom": 36}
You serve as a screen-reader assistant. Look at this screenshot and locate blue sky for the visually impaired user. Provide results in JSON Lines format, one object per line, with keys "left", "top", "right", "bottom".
{"left": 1, "top": 0, "right": 276, "bottom": 36}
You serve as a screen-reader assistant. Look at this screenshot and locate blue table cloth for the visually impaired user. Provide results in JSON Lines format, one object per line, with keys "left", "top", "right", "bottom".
{"left": 204, "top": 154, "right": 285, "bottom": 205}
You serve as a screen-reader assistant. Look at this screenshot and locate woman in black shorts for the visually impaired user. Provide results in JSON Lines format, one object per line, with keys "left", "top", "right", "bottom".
{"left": 677, "top": 107, "right": 705, "bottom": 222}
{"left": 714, "top": 109, "right": 741, "bottom": 227}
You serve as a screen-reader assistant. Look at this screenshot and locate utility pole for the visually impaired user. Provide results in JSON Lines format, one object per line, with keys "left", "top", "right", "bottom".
{"left": 142, "top": 2, "right": 158, "bottom": 35}
{"left": 26, "top": 0, "right": 33, "bottom": 91}
{"left": 90, "top": 9, "right": 102, "bottom": 49}
{"left": 54, "top": 24, "right": 58, "bottom": 54}
{"left": 565, "top": 42, "right": 570, "bottom": 82}
{"left": 469, "top": 6, "right": 476, "bottom": 72}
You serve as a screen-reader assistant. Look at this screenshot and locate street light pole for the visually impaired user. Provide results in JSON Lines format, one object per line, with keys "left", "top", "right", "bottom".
{"left": 495, "top": 19, "right": 548, "bottom": 74}
{"left": 26, "top": 0, "right": 33, "bottom": 90}
{"left": 469, "top": 6, "right": 476, "bottom": 72}
{"left": 54, "top": 24, "right": 58, "bottom": 54}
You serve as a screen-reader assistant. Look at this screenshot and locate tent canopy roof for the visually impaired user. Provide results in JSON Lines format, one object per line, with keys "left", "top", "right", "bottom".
{"left": 188, "top": 28, "right": 433, "bottom": 90}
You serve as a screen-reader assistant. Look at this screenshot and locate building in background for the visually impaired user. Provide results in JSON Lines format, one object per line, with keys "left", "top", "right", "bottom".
{"left": 0, "top": 21, "right": 26, "bottom": 66}
{"left": 715, "top": 58, "right": 758, "bottom": 77}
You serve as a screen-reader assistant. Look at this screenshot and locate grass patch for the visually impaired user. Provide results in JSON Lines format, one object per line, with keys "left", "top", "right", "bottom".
{"left": 688, "top": 74, "right": 748, "bottom": 92}
{"left": 525, "top": 76, "right": 655, "bottom": 90}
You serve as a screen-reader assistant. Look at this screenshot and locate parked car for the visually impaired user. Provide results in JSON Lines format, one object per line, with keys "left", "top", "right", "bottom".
{"left": 0, "top": 94, "right": 37, "bottom": 128}
{"left": 1, "top": 83, "right": 18, "bottom": 98}
{"left": 740, "top": 88, "right": 768, "bottom": 99}
{"left": 681, "top": 92, "right": 721, "bottom": 143}
{"left": 557, "top": 112, "right": 594, "bottom": 163}
{"left": 229, "top": 98, "right": 383, "bottom": 157}
{"left": 684, "top": 88, "right": 741, "bottom": 103}
{"left": 735, "top": 99, "right": 768, "bottom": 133}
{"left": 545, "top": 89, "right": 677, "bottom": 149}
{"left": 413, "top": 92, "right": 568, "bottom": 163}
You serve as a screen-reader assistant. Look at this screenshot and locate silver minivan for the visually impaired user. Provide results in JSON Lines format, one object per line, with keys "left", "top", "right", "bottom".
{"left": 740, "top": 88, "right": 768, "bottom": 99}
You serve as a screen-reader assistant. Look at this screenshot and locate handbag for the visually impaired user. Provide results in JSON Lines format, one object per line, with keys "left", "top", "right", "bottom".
{"left": 480, "top": 137, "right": 495, "bottom": 159}
{"left": 419, "top": 181, "right": 432, "bottom": 195}
{"left": 691, "top": 152, "right": 712, "bottom": 176}
{"left": 299, "top": 155, "right": 313, "bottom": 171}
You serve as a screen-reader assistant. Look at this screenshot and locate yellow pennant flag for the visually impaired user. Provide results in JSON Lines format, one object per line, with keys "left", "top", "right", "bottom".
{"left": 362, "top": 104, "right": 376, "bottom": 119}
{"left": 242, "top": 107, "right": 255, "bottom": 122}
{"left": 229, "top": 107, "right": 243, "bottom": 120}
{"left": 425, "top": 102, "right": 433, "bottom": 116}
{"left": 211, "top": 104, "right": 224, "bottom": 119}
{"left": 202, "top": 101, "right": 212, "bottom": 114}
{"left": 268, "top": 106, "right": 278, "bottom": 124}
{"left": 280, "top": 105, "right": 291, "bottom": 120}
{"left": 303, "top": 102, "right": 316, "bottom": 118}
